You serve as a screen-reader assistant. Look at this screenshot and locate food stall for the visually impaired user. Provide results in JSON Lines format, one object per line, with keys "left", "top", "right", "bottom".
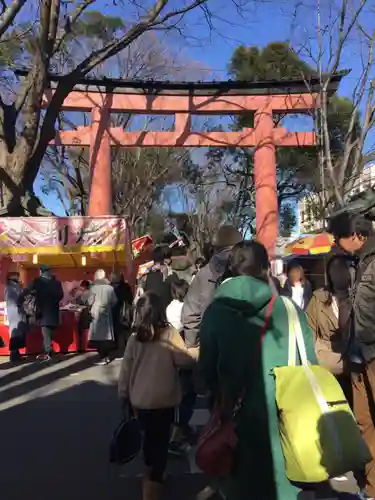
{"left": 284, "top": 233, "right": 335, "bottom": 289}
{"left": 0, "top": 216, "right": 133, "bottom": 356}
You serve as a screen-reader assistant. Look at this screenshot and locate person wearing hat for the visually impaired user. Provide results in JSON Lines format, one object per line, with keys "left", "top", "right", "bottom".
{"left": 18, "top": 264, "right": 64, "bottom": 362}
{"left": 169, "top": 225, "right": 242, "bottom": 454}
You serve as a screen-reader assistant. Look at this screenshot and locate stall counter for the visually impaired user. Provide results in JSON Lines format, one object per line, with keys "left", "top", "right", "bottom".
{"left": 0, "top": 309, "right": 93, "bottom": 356}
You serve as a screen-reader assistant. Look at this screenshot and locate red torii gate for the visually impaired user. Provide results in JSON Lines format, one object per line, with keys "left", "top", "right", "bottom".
{"left": 43, "top": 75, "right": 343, "bottom": 256}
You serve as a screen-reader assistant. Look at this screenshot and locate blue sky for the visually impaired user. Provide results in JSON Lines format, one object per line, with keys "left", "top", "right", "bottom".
{"left": 35, "top": 0, "right": 368, "bottom": 215}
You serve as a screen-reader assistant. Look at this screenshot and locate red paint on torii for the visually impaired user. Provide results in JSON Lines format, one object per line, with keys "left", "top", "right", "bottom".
{"left": 44, "top": 84, "right": 320, "bottom": 257}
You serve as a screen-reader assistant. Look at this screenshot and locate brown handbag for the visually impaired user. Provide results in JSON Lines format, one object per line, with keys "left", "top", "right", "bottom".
{"left": 195, "top": 296, "right": 276, "bottom": 477}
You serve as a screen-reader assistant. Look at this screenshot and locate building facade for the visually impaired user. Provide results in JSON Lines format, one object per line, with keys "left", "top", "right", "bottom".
{"left": 298, "top": 163, "right": 375, "bottom": 234}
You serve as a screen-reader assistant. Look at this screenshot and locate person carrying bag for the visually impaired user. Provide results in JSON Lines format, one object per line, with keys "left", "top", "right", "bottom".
{"left": 118, "top": 291, "right": 198, "bottom": 500}
{"left": 275, "top": 297, "right": 370, "bottom": 483}
{"left": 196, "top": 296, "right": 275, "bottom": 477}
{"left": 198, "top": 240, "right": 320, "bottom": 500}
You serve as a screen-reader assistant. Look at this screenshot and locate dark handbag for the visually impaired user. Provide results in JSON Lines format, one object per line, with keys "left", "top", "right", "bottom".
{"left": 109, "top": 400, "right": 142, "bottom": 465}
{"left": 21, "top": 290, "right": 40, "bottom": 324}
{"left": 195, "top": 296, "right": 276, "bottom": 477}
{"left": 119, "top": 301, "right": 132, "bottom": 329}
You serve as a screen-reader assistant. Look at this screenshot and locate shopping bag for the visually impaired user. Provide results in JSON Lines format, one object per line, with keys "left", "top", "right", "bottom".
{"left": 274, "top": 297, "right": 370, "bottom": 483}
{"left": 109, "top": 411, "right": 142, "bottom": 466}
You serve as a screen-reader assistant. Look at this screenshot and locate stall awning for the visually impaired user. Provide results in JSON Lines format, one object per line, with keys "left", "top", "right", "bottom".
{"left": 284, "top": 232, "right": 335, "bottom": 256}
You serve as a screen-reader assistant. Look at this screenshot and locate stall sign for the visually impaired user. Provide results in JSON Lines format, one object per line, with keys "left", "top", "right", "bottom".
{"left": 0, "top": 217, "right": 128, "bottom": 254}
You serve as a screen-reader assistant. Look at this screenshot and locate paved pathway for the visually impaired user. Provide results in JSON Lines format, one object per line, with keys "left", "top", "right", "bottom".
{"left": 0, "top": 354, "right": 361, "bottom": 500}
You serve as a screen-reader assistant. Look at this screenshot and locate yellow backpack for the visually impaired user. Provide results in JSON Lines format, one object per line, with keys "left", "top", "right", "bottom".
{"left": 274, "top": 297, "right": 370, "bottom": 483}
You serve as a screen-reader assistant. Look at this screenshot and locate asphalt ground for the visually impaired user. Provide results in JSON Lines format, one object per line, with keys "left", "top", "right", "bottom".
{"left": 0, "top": 354, "right": 361, "bottom": 500}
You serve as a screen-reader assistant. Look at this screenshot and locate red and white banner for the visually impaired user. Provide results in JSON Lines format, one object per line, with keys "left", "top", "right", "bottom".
{"left": 0, "top": 216, "right": 129, "bottom": 254}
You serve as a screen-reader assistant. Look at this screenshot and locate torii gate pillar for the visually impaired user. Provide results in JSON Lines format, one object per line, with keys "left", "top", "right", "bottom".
{"left": 254, "top": 108, "right": 277, "bottom": 256}
{"left": 87, "top": 107, "right": 111, "bottom": 216}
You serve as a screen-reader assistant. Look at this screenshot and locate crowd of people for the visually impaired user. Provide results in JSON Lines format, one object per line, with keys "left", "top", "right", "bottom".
{"left": 117, "top": 218, "right": 375, "bottom": 500}
{"left": 5, "top": 215, "right": 375, "bottom": 500}
{"left": 5, "top": 266, "right": 133, "bottom": 365}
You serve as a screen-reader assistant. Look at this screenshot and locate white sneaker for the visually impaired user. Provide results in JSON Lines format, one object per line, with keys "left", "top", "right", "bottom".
{"left": 332, "top": 475, "right": 348, "bottom": 481}
{"left": 94, "top": 357, "right": 110, "bottom": 366}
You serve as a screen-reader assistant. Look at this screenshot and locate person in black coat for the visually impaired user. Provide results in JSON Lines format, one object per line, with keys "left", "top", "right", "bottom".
{"left": 18, "top": 264, "right": 63, "bottom": 361}
{"left": 110, "top": 273, "right": 134, "bottom": 351}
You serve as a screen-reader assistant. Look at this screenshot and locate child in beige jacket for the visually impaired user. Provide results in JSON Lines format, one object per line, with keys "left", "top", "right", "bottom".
{"left": 118, "top": 291, "right": 198, "bottom": 500}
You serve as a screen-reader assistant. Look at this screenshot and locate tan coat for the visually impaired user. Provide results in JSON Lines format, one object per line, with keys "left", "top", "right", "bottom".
{"left": 118, "top": 326, "right": 199, "bottom": 410}
{"left": 306, "top": 289, "right": 344, "bottom": 375}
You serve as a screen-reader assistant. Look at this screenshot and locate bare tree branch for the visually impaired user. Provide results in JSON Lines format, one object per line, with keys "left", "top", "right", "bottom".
{"left": 0, "top": 0, "right": 26, "bottom": 39}
{"left": 53, "top": 0, "right": 96, "bottom": 55}
{"left": 70, "top": 0, "right": 209, "bottom": 76}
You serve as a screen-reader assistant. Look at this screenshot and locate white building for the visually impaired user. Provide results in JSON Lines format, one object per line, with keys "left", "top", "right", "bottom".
{"left": 298, "top": 163, "right": 375, "bottom": 234}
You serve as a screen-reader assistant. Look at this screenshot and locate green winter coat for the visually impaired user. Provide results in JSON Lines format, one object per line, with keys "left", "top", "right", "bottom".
{"left": 199, "top": 276, "right": 317, "bottom": 500}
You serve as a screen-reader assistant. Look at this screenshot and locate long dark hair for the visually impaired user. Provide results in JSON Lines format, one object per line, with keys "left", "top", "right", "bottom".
{"left": 132, "top": 292, "right": 169, "bottom": 342}
{"left": 221, "top": 240, "right": 269, "bottom": 282}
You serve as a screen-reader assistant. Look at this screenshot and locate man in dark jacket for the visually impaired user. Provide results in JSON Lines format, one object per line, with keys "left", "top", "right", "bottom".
{"left": 19, "top": 264, "right": 64, "bottom": 362}
{"left": 142, "top": 246, "right": 178, "bottom": 310}
{"left": 169, "top": 226, "right": 242, "bottom": 455}
{"left": 328, "top": 212, "right": 375, "bottom": 498}
{"left": 182, "top": 225, "right": 243, "bottom": 348}
{"left": 110, "top": 273, "right": 133, "bottom": 354}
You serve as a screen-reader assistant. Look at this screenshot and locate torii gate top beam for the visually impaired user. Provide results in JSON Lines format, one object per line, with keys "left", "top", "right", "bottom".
{"left": 36, "top": 70, "right": 348, "bottom": 114}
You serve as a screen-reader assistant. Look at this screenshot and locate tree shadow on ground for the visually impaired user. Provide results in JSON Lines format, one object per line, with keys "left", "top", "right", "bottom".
{"left": 0, "top": 379, "right": 209, "bottom": 500}
{"left": 0, "top": 354, "right": 97, "bottom": 403}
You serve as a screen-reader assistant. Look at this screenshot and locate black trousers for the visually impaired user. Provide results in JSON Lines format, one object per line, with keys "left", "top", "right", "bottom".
{"left": 177, "top": 369, "right": 197, "bottom": 429}
{"left": 41, "top": 326, "right": 55, "bottom": 355}
{"left": 137, "top": 408, "right": 175, "bottom": 483}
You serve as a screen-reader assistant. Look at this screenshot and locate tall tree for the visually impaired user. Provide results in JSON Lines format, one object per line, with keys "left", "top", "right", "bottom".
{"left": 307, "top": 0, "right": 373, "bottom": 209}
{"left": 229, "top": 41, "right": 361, "bottom": 218}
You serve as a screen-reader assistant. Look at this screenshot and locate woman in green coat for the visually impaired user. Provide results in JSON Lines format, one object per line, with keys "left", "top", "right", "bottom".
{"left": 199, "top": 241, "right": 317, "bottom": 500}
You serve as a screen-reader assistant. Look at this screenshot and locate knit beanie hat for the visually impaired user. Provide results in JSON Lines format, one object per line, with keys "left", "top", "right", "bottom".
{"left": 212, "top": 225, "right": 242, "bottom": 249}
